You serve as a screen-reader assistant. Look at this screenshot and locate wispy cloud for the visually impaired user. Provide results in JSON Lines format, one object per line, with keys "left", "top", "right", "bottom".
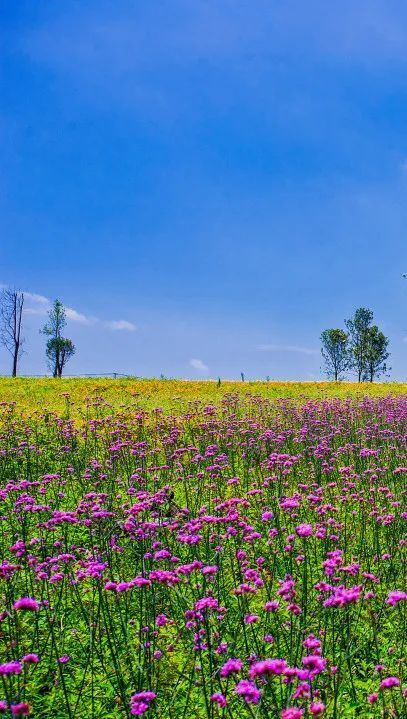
{"left": 24, "top": 291, "right": 49, "bottom": 305}
{"left": 24, "top": 307, "right": 49, "bottom": 316}
{"left": 256, "top": 344, "right": 319, "bottom": 356}
{"left": 4, "top": 286, "right": 136, "bottom": 332}
{"left": 65, "top": 307, "right": 95, "bottom": 325}
{"left": 190, "top": 358, "right": 209, "bottom": 372}
{"left": 105, "top": 319, "right": 136, "bottom": 331}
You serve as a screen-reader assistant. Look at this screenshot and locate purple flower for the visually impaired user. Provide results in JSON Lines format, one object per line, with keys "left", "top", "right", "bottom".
{"left": 10, "top": 703, "right": 30, "bottom": 716}
{"left": 264, "top": 600, "right": 279, "bottom": 612}
{"left": 249, "top": 658, "right": 288, "bottom": 678}
{"left": 386, "top": 591, "right": 407, "bottom": 606}
{"left": 303, "top": 635, "right": 321, "bottom": 651}
{"left": 202, "top": 565, "right": 218, "bottom": 575}
{"left": 281, "top": 709, "right": 304, "bottom": 719}
{"left": 22, "top": 654, "right": 39, "bottom": 664}
{"left": 130, "top": 692, "right": 156, "bottom": 716}
{"left": 104, "top": 581, "right": 117, "bottom": 591}
{"left": 220, "top": 658, "right": 243, "bottom": 678}
{"left": 131, "top": 702, "right": 149, "bottom": 716}
{"left": 380, "top": 676, "right": 400, "bottom": 690}
{"left": 13, "top": 597, "right": 39, "bottom": 612}
{"left": 295, "top": 524, "right": 313, "bottom": 537}
{"left": 156, "top": 614, "right": 169, "bottom": 627}
{"left": 234, "top": 680, "right": 261, "bottom": 705}
{"left": 302, "top": 655, "right": 326, "bottom": 677}
{"left": 310, "top": 702, "right": 325, "bottom": 715}
{"left": 323, "top": 585, "right": 362, "bottom": 608}
{"left": 244, "top": 614, "right": 259, "bottom": 624}
{"left": 211, "top": 693, "right": 227, "bottom": 708}
{"left": 0, "top": 662, "right": 22, "bottom": 675}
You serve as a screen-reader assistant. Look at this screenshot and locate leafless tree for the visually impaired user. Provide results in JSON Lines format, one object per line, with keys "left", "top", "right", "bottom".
{"left": 0, "top": 287, "right": 25, "bottom": 377}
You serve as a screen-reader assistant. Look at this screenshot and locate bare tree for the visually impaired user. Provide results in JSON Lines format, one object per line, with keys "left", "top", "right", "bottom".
{"left": 0, "top": 287, "right": 25, "bottom": 377}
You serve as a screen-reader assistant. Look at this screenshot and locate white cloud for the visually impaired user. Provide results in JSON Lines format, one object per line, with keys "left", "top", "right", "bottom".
{"left": 65, "top": 307, "right": 94, "bottom": 324}
{"left": 23, "top": 292, "right": 50, "bottom": 316}
{"left": 17, "top": 292, "right": 51, "bottom": 316}
{"left": 190, "top": 358, "right": 209, "bottom": 372}
{"left": 23, "top": 294, "right": 93, "bottom": 324}
{"left": 24, "top": 291, "right": 49, "bottom": 305}
{"left": 24, "top": 307, "right": 49, "bottom": 316}
{"left": 256, "top": 344, "right": 319, "bottom": 356}
{"left": 105, "top": 319, "right": 136, "bottom": 331}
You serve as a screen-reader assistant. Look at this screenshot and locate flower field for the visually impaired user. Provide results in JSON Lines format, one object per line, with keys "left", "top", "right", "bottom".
{"left": 0, "top": 381, "right": 406, "bottom": 717}
{"left": 0, "top": 378, "right": 407, "bottom": 414}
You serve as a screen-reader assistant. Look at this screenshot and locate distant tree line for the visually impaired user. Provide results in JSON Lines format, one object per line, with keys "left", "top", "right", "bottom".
{"left": 0, "top": 290, "right": 394, "bottom": 383}
{"left": 321, "top": 307, "right": 390, "bottom": 382}
{"left": 0, "top": 289, "right": 75, "bottom": 377}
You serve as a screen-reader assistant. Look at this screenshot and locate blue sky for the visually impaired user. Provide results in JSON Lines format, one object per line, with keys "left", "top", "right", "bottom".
{"left": 1, "top": 0, "right": 406, "bottom": 379}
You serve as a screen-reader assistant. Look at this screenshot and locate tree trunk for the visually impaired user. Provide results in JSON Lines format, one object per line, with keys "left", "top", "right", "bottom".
{"left": 54, "top": 348, "right": 60, "bottom": 377}
{"left": 12, "top": 352, "right": 17, "bottom": 377}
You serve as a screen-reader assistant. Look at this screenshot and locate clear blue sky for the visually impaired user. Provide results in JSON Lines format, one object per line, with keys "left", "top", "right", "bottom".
{"left": 1, "top": 0, "right": 406, "bottom": 379}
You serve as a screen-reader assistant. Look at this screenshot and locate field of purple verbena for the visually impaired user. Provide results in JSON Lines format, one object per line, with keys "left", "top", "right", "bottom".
{"left": 0, "top": 393, "right": 406, "bottom": 718}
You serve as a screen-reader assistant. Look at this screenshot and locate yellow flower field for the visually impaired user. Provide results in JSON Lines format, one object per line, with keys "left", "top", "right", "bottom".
{"left": 0, "top": 377, "right": 405, "bottom": 415}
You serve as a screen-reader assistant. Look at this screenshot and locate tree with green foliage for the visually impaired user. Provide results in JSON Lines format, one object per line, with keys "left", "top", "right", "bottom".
{"left": 45, "top": 337, "right": 76, "bottom": 377}
{"left": 320, "top": 328, "right": 350, "bottom": 381}
{"left": 345, "top": 307, "right": 390, "bottom": 382}
{"left": 345, "top": 307, "right": 374, "bottom": 382}
{"left": 41, "top": 299, "right": 76, "bottom": 377}
{"left": 363, "top": 326, "right": 390, "bottom": 382}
